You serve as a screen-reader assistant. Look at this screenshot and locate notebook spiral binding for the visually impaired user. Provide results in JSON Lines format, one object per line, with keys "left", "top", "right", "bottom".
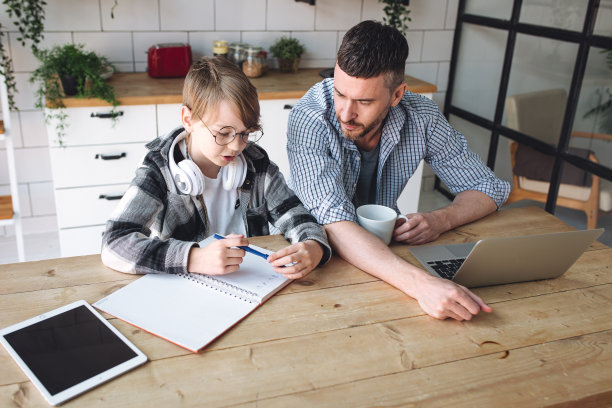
{"left": 178, "top": 273, "right": 260, "bottom": 304}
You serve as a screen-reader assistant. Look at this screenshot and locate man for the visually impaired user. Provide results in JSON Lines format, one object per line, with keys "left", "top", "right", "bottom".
{"left": 287, "top": 20, "right": 511, "bottom": 321}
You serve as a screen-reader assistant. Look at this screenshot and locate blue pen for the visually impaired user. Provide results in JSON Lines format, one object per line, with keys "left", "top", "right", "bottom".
{"left": 213, "top": 234, "right": 269, "bottom": 261}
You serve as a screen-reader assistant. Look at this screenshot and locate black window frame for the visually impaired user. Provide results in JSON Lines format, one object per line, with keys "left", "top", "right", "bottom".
{"left": 440, "top": 0, "right": 612, "bottom": 214}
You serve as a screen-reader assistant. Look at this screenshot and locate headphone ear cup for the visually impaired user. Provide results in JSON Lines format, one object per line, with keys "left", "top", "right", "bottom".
{"left": 178, "top": 160, "right": 205, "bottom": 195}
{"left": 222, "top": 154, "right": 247, "bottom": 191}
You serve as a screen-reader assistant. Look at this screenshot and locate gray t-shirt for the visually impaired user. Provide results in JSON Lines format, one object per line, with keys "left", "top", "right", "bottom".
{"left": 353, "top": 143, "right": 380, "bottom": 208}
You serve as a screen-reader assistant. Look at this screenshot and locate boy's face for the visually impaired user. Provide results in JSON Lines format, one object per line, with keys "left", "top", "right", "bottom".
{"left": 333, "top": 64, "right": 406, "bottom": 144}
{"left": 181, "top": 101, "right": 249, "bottom": 176}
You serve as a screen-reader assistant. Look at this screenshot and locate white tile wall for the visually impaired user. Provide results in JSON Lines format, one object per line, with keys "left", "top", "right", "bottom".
{"left": 10, "top": 32, "right": 73, "bottom": 72}
{"left": 267, "top": 0, "right": 315, "bottom": 31}
{"left": 160, "top": 0, "right": 214, "bottom": 31}
{"left": 316, "top": 0, "right": 362, "bottom": 31}
{"left": 45, "top": 0, "right": 101, "bottom": 31}
{"left": 215, "top": 0, "right": 267, "bottom": 31}
{"left": 100, "top": 0, "right": 160, "bottom": 31}
{"left": 20, "top": 111, "right": 48, "bottom": 148}
{"left": 422, "top": 30, "right": 454, "bottom": 62}
{"left": 73, "top": 32, "right": 134, "bottom": 65}
{"left": 0, "top": 0, "right": 459, "bottom": 238}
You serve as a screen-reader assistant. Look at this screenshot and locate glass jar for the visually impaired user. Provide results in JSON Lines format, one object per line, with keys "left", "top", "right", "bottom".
{"left": 213, "top": 40, "right": 228, "bottom": 58}
{"left": 242, "top": 46, "right": 264, "bottom": 78}
{"left": 228, "top": 42, "right": 247, "bottom": 68}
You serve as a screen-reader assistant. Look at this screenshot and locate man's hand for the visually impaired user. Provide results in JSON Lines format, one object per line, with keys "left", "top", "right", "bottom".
{"left": 393, "top": 212, "right": 447, "bottom": 245}
{"left": 394, "top": 190, "right": 498, "bottom": 245}
{"left": 412, "top": 274, "right": 492, "bottom": 320}
{"left": 187, "top": 234, "right": 248, "bottom": 275}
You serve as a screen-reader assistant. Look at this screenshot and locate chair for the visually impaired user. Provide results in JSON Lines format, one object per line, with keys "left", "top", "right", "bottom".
{"left": 505, "top": 89, "right": 612, "bottom": 229}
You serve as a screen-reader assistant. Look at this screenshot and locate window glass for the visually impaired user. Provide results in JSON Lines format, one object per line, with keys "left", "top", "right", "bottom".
{"left": 451, "top": 24, "right": 507, "bottom": 121}
{"left": 594, "top": 0, "right": 612, "bottom": 37}
{"left": 520, "top": 0, "right": 588, "bottom": 32}
{"left": 504, "top": 34, "right": 579, "bottom": 146}
{"left": 571, "top": 46, "right": 612, "bottom": 174}
{"left": 464, "top": 0, "right": 512, "bottom": 20}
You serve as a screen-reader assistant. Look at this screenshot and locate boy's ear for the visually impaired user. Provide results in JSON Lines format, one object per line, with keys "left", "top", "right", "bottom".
{"left": 181, "top": 106, "right": 194, "bottom": 132}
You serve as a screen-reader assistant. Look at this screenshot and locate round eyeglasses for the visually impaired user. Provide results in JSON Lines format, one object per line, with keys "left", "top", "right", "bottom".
{"left": 202, "top": 122, "right": 264, "bottom": 146}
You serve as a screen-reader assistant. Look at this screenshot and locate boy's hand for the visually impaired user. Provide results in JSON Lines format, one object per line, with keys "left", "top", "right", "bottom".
{"left": 267, "top": 240, "right": 323, "bottom": 279}
{"left": 187, "top": 234, "right": 248, "bottom": 275}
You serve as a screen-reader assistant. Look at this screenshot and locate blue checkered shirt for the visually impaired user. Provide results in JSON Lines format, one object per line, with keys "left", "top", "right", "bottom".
{"left": 287, "top": 78, "right": 510, "bottom": 224}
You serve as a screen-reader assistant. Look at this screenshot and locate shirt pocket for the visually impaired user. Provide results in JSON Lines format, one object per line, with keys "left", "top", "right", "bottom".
{"left": 246, "top": 203, "right": 269, "bottom": 237}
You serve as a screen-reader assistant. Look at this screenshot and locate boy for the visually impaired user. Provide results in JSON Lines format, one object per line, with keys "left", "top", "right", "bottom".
{"left": 102, "top": 56, "right": 330, "bottom": 279}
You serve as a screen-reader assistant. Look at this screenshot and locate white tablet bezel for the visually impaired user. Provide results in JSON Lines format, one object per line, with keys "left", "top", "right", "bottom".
{"left": 0, "top": 299, "right": 147, "bottom": 406}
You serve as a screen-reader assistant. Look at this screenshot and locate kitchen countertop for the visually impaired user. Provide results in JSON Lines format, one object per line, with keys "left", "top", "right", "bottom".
{"left": 53, "top": 69, "right": 438, "bottom": 108}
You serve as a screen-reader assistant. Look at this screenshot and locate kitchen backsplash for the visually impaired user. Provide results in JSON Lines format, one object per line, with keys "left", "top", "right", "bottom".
{"left": 0, "top": 0, "right": 457, "bottom": 236}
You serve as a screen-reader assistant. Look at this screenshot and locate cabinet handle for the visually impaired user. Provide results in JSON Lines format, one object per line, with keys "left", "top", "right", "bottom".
{"left": 90, "top": 111, "right": 124, "bottom": 119}
{"left": 283, "top": 104, "right": 294, "bottom": 110}
{"left": 99, "top": 194, "right": 124, "bottom": 201}
{"left": 95, "top": 152, "right": 126, "bottom": 160}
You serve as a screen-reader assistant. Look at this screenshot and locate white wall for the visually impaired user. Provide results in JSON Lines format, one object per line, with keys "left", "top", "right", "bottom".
{"left": 0, "top": 0, "right": 459, "bottom": 237}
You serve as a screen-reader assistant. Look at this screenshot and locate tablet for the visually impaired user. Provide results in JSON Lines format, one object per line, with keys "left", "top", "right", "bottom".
{"left": 0, "top": 300, "right": 147, "bottom": 406}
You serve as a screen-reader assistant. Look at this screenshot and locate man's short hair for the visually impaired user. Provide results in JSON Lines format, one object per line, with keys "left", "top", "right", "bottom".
{"left": 183, "top": 56, "right": 260, "bottom": 129}
{"left": 337, "top": 20, "right": 409, "bottom": 90}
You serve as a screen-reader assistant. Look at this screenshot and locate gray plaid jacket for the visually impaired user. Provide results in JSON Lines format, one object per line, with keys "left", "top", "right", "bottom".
{"left": 101, "top": 127, "right": 331, "bottom": 275}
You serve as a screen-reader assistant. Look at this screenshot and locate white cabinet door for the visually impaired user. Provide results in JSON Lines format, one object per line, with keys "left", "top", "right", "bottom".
{"left": 257, "top": 99, "right": 299, "bottom": 182}
{"left": 46, "top": 105, "right": 156, "bottom": 147}
{"left": 59, "top": 225, "right": 106, "bottom": 257}
{"left": 157, "top": 103, "right": 182, "bottom": 138}
{"left": 49, "top": 143, "right": 147, "bottom": 188}
{"left": 54, "top": 184, "right": 129, "bottom": 228}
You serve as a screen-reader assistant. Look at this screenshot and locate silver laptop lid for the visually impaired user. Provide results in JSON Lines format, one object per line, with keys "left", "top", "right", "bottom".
{"left": 410, "top": 229, "right": 603, "bottom": 288}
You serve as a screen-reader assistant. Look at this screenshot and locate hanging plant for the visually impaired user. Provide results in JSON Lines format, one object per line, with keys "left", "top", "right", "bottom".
{"left": 0, "top": 0, "right": 47, "bottom": 110}
{"left": 30, "top": 44, "right": 119, "bottom": 145}
{"left": 379, "top": 0, "right": 411, "bottom": 36}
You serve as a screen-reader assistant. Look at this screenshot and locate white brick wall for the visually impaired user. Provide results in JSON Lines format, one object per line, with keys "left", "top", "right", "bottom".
{"left": 0, "top": 0, "right": 458, "bottom": 236}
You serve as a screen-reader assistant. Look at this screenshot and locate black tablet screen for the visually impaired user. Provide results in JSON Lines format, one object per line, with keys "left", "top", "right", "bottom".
{"left": 4, "top": 305, "right": 137, "bottom": 396}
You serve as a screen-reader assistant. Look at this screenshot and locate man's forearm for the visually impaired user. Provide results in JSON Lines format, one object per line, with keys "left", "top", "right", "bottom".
{"left": 324, "top": 221, "right": 429, "bottom": 298}
{"left": 430, "top": 190, "right": 497, "bottom": 232}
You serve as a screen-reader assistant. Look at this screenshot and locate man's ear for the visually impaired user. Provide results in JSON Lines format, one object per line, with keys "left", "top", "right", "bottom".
{"left": 390, "top": 83, "right": 407, "bottom": 107}
{"left": 181, "top": 105, "right": 194, "bottom": 132}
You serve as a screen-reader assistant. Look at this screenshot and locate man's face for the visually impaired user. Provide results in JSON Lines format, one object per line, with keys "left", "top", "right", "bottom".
{"left": 333, "top": 64, "right": 402, "bottom": 142}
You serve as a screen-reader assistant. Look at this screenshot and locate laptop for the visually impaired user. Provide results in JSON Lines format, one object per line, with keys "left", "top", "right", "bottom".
{"left": 409, "top": 229, "right": 603, "bottom": 288}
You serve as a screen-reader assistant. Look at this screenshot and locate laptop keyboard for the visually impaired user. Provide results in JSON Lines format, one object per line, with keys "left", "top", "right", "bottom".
{"left": 427, "top": 258, "right": 466, "bottom": 280}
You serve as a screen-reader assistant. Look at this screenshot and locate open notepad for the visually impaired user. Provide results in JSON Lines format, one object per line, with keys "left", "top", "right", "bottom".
{"left": 94, "top": 237, "right": 290, "bottom": 352}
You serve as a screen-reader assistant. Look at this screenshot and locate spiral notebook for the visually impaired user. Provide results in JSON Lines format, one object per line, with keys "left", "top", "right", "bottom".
{"left": 94, "top": 238, "right": 289, "bottom": 352}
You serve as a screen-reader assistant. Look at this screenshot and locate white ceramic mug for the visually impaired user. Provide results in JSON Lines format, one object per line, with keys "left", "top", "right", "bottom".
{"left": 356, "top": 204, "right": 408, "bottom": 245}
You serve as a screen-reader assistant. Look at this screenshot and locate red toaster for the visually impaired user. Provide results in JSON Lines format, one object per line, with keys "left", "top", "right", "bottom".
{"left": 147, "top": 43, "right": 192, "bottom": 78}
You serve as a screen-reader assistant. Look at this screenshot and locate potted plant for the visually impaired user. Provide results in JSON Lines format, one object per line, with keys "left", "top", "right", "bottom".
{"left": 270, "top": 36, "right": 305, "bottom": 73}
{"left": 29, "top": 43, "right": 119, "bottom": 145}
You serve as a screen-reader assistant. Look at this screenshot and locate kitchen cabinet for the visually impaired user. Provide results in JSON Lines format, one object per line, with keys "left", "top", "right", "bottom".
{"left": 46, "top": 105, "right": 156, "bottom": 256}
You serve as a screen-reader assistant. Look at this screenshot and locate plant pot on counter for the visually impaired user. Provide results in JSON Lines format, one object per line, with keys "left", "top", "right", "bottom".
{"left": 59, "top": 75, "right": 83, "bottom": 96}
{"left": 278, "top": 58, "right": 300, "bottom": 73}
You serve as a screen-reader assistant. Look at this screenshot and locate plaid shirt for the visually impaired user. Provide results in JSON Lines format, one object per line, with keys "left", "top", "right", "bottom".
{"left": 287, "top": 78, "right": 510, "bottom": 224}
{"left": 102, "top": 127, "right": 331, "bottom": 275}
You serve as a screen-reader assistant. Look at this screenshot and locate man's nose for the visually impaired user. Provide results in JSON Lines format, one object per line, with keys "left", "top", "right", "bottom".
{"left": 338, "top": 100, "right": 357, "bottom": 123}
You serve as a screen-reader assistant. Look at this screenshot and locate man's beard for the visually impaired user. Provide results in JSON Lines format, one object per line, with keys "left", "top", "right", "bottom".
{"left": 337, "top": 114, "right": 384, "bottom": 141}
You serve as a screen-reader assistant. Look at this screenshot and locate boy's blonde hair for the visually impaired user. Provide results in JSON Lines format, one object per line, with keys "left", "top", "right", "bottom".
{"left": 183, "top": 56, "right": 260, "bottom": 129}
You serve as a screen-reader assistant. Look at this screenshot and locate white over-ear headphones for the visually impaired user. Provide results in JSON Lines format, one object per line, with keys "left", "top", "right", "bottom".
{"left": 168, "top": 132, "right": 247, "bottom": 195}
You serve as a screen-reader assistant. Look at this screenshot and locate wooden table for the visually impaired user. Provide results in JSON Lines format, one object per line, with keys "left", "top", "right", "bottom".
{"left": 1, "top": 206, "right": 610, "bottom": 407}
